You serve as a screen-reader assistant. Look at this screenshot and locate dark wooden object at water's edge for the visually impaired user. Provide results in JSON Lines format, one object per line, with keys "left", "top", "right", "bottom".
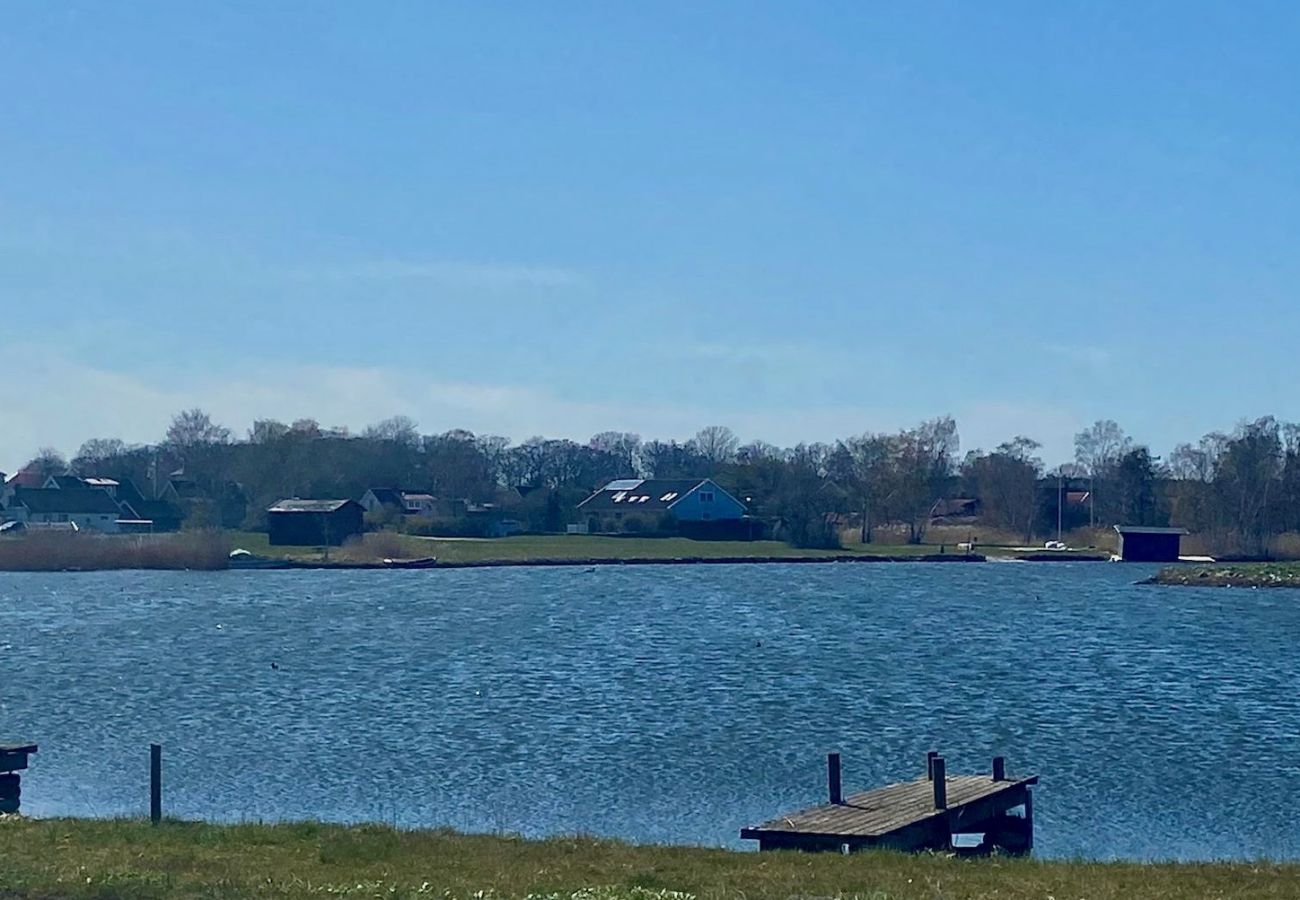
{"left": 0, "top": 743, "right": 38, "bottom": 814}
{"left": 150, "top": 743, "right": 162, "bottom": 824}
{"left": 741, "top": 752, "right": 1036, "bottom": 855}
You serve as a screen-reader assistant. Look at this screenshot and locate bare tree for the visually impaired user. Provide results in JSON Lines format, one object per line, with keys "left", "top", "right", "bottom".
{"left": 892, "top": 417, "right": 960, "bottom": 543}
{"left": 964, "top": 437, "right": 1043, "bottom": 543}
{"left": 24, "top": 447, "right": 68, "bottom": 479}
{"left": 248, "top": 419, "right": 291, "bottom": 444}
{"left": 290, "top": 418, "right": 322, "bottom": 438}
{"left": 837, "top": 433, "right": 895, "bottom": 543}
{"left": 165, "top": 409, "right": 232, "bottom": 448}
{"left": 363, "top": 415, "right": 420, "bottom": 447}
{"left": 71, "top": 438, "right": 129, "bottom": 474}
{"left": 1215, "top": 417, "right": 1284, "bottom": 555}
{"left": 589, "top": 431, "right": 643, "bottom": 477}
{"left": 690, "top": 426, "right": 739, "bottom": 467}
{"left": 1074, "top": 420, "right": 1132, "bottom": 476}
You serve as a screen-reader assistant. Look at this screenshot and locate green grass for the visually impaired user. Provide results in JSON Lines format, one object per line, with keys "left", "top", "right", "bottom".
{"left": 0, "top": 819, "right": 1294, "bottom": 900}
{"left": 1150, "top": 561, "right": 1300, "bottom": 588}
{"left": 225, "top": 532, "right": 958, "bottom": 564}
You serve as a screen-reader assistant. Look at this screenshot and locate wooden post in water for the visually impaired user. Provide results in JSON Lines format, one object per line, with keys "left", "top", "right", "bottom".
{"left": 926, "top": 750, "right": 939, "bottom": 781}
{"left": 826, "top": 753, "right": 843, "bottom": 804}
{"left": 1022, "top": 788, "right": 1034, "bottom": 851}
{"left": 992, "top": 756, "right": 1006, "bottom": 782}
{"left": 827, "top": 753, "right": 843, "bottom": 805}
{"left": 149, "top": 743, "right": 162, "bottom": 825}
{"left": 931, "top": 756, "right": 947, "bottom": 809}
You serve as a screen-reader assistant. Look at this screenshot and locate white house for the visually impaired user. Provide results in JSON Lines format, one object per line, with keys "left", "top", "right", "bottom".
{"left": 8, "top": 487, "right": 125, "bottom": 533}
{"left": 576, "top": 478, "right": 747, "bottom": 524}
{"left": 400, "top": 491, "right": 442, "bottom": 517}
{"left": 360, "top": 488, "right": 405, "bottom": 514}
{"left": 360, "top": 488, "right": 450, "bottom": 518}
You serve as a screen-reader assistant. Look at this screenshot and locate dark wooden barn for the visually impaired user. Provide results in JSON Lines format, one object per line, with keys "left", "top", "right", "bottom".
{"left": 267, "top": 499, "right": 364, "bottom": 546}
{"left": 1114, "top": 525, "right": 1188, "bottom": 562}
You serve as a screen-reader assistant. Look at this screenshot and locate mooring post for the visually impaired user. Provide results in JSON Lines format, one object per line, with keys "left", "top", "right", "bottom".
{"left": 931, "top": 756, "right": 947, "bottom": 809}
{"left": 992, "top": 756, "right": 1006, "bottom": 781}
{"left": 827, "top": 752, "right": 843, "bottom": 804}
{"left": 1023, "top": 788, "right": 1034, "bottom": 851}
{"left": 926, "top": 750, "right": 939, "bottom": 781}
{"left": 149, "top": 743, "right": 162, "bottom": 825}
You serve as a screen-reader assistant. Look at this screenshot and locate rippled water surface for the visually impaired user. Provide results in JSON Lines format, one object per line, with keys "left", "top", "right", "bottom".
{"left": 2, "top": 563, "right": 1299, "bottom": 859}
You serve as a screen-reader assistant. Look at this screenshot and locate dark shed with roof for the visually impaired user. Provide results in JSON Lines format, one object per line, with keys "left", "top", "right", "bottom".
{"left": 1114, "top": 525, "right": 1189, "bottom": 562}
{"left": 267, "top": 499, "right": 364, "bottom": 546}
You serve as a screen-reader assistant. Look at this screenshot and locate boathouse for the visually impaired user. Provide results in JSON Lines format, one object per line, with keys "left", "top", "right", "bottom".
{"left": 1114, "top": 525, "right": 1188, "bottom": 562}
{"left": 267, "top": 499, "right": 364, "bottom": 546}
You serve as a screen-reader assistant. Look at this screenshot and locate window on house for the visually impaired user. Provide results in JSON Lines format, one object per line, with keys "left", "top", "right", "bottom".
{"left": 700, "top": 492, "right": 715, "bottom": 503}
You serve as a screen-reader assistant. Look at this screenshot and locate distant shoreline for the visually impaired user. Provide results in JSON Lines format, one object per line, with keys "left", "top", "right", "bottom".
{"left": 0, "top": 552, "right": 994, "bottom": 573}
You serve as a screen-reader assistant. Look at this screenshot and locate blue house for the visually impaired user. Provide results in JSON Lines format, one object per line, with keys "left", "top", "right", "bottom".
{"left": 577, "top": 478, "right": 747, "bottom": 526}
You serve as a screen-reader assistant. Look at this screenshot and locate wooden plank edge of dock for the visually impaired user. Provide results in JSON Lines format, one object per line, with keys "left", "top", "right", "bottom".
{"left": 739, "top": 774, "right": 1038, "bottom": 841}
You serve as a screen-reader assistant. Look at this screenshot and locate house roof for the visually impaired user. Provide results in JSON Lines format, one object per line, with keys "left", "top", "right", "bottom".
{"left": 930, "top": 497, "right": 980, "bottom": 518}
{"left": 401, "top": 492, "right": 437, "bottom": 502}
{"left": 128, "top": 499, "right": 183, "bottom": 521}
{"left": 168, "top": 478, "right": 202, "bottom": 499}
{"left": 366, "top": 488, "right": 405, "bottom": 506}
{"left": 577, "top": 479, "right": 717, "bottom": 514}
{"left": 6, "top": 469, "right": 46, "bottom": 489}
{"left": 112, "top": 479, "right": 147, "bottom": 507}
{"left": 268, "top": 499, "right": 360, "bottom": 514}
{"left": 13, "top": 488, "right": 123, "bottom": 515}
{"left": 1114, "top": 526, "right": 1189, "bottom": 535}
{"left": 47, "top": 475, "right": 86, "bottom": 490}
{"left": 82, "top": 477, "right": 119, "bottom": 487}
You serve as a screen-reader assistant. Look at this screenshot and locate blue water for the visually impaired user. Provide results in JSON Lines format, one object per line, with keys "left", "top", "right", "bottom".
{"left": 2, "top": 562, "right": 1298, "bottom": 860}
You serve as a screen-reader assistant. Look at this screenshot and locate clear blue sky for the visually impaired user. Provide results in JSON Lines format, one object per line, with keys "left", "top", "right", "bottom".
{"left": 4, "top": 2, "right": 1300, "bottom": 470}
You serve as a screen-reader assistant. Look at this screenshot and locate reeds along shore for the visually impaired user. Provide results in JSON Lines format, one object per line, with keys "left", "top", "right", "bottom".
{"left": 0, "top": 530, "right": 231, "bottom": 571}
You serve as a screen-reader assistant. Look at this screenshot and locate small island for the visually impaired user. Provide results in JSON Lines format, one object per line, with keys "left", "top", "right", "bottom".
{"left": 1145, "top": 562, "right": 1300, "bottom": 588}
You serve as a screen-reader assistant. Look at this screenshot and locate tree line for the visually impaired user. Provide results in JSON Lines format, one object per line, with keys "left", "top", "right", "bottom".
{"left": 14, "top": 411, "right": 1300, "bottom": 553}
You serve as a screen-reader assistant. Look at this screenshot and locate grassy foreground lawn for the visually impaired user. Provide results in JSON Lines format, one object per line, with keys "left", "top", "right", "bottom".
{"left": 0, "top": 820, "right": 1297, "bottom": 900}
{"left": 1149, "top": 561, "right": 1300, "bottom": 588}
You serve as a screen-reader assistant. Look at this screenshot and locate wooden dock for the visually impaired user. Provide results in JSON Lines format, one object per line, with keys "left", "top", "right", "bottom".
{"left": 741, "top": 752, "right": 1037, "bottom": 854}
{"left": 0, "top": 743, "right": 37, "bottom": 815}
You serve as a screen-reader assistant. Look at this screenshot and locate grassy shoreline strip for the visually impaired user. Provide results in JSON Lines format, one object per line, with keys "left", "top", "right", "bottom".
{"left": 1, "top": 818, "right": 1297, "bottom": 900}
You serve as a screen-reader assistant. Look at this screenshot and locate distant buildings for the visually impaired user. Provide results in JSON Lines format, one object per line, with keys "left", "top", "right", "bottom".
{"left": 0, "top": 473, "right": 184, "bottom": 534}
{"left": 1113, "top": 525, "right": 1188, "bottom": 562}
{"left": 577, "top": 478, "right": 747, "bottom": 526}
{"left": 360, "top": 488, "right": 454, "bottom": 519}
{"left": 7, "top": 487, "right": 124, "bottom": 533}
{"left": 267, "top": 499, "right": 364, "bottom": 546}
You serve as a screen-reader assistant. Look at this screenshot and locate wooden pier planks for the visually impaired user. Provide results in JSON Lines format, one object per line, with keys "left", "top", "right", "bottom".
{"left": 741, "top": 773, "right": 1037, "bottom": 847}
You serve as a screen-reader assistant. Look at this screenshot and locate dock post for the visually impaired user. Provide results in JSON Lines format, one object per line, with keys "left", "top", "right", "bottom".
{"left": 827, "top": 752, "right": 843, "bottom": 804}
{"left": 1023, "top": 788, "right": 1034, "bottom": 851}
{"left": 149, "top": 743, "right": 162, "bottom": 825}
{"left": 931, "top": 756, "right": 947, "bottom": 809}
{"left": 0, "top": 774, "right": 18, "bottom": 815}
{"left": 926, "top": 750, "right": 939, "bottom": 780}
{"left": 992, "top": 756, "right": 1006, "bottom": 781}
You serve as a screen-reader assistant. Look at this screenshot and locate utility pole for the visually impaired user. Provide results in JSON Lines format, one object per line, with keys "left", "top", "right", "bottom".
{"left": 1089, "top": 475, "right": 1095, "bottom": 531}
{"left": 1057, "top": 473, "right": 1064, "bottom": 542}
